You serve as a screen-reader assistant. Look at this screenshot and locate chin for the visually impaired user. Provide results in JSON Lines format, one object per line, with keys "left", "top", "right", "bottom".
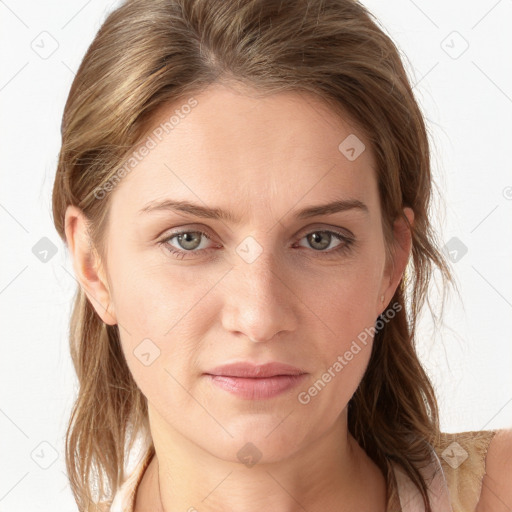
{"left": 202, "top": 414, "right": 312, "bottom": 466}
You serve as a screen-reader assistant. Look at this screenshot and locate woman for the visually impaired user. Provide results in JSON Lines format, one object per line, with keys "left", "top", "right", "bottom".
{"left": 52, "top": 0, "right": 512, "bottom": 510}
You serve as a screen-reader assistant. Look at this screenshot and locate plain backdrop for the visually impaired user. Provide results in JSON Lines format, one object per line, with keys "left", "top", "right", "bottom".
{"left": 1, "top": 0, "right": 511, "bottom": 510}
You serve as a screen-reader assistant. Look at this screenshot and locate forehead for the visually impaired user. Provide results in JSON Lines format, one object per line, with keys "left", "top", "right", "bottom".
{"left": 109, "top": 82, "right": 379, "bottom": 222}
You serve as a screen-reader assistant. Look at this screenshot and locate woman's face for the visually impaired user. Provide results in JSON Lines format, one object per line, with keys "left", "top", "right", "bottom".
{"left": 74, "top": 82, "right": 411, "bottom": 463}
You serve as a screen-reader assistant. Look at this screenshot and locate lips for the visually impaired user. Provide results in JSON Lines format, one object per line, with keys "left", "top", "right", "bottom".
{"left": 204, "top": 362, "right": 308, "bottom": 400}
{"left": 205, "top": 362, "right": 306, "bottom": 378}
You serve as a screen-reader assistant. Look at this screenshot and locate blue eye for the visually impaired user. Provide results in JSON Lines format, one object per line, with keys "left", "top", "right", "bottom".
{"left": 159, "top": 229, "right": 354, "bottom": 260}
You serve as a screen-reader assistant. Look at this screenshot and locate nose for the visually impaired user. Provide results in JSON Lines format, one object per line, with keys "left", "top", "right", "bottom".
{"left": 221, "top": 245, "right": 298, "bottom": 343}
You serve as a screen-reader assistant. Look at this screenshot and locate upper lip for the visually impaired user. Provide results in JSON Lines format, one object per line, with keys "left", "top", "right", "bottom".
{"left": 205, "top": 362, "right": 307, "bottom": 378}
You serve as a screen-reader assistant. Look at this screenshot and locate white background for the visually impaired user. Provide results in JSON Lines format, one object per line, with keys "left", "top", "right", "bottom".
{"left": 1, "top": 0, "right": 511, "bottom": 510}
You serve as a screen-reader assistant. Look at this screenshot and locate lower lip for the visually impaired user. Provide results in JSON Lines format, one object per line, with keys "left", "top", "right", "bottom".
{"left": 206, "top": 374, "right": 307, "bottom": 400}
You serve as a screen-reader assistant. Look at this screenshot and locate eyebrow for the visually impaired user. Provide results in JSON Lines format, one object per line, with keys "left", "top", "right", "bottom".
{"left": 138, "top": 197, "right": 369, "bottom": 223}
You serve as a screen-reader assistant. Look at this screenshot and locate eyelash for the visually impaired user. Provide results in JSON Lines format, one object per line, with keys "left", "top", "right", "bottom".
{"left": 158, "top": 228, "right": 355, "bottom": 260}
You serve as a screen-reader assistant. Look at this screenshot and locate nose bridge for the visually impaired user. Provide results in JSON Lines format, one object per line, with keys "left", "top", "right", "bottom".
{"left": 222, "top": 237, "right": 297, "bottom": 342}
{"left": 240, "top": 247, "right": 284, "bottom": 300}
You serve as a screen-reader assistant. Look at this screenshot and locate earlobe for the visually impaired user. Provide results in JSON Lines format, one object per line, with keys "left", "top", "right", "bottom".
{"left": 379, "top": 207, "right": 414, "bottom": 313}
{"left": 64, "top": 205, "right": 117, "bottom": 325}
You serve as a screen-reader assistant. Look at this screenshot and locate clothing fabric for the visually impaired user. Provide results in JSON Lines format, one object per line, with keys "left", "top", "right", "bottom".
{"left": 107, "top": 430, "right": 496, "bottom": 512}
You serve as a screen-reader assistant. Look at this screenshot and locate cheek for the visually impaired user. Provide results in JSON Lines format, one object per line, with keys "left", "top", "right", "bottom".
{"left": 296, "top": 276, "right": 379, "bottom": 418}
{"left": 108, "top": 255, "right": 219, "bottom": 385}
{"left": 310, "top": 257, "right": 384, "bottom": 331}
{"left": 108, "top": 246, "right": 209, "bottom": 334}
{"left": 304, "top": 253, "right": 384, "bottom": 383}
{"left": 313, "top": 288, "right": 377, "bottom": 381}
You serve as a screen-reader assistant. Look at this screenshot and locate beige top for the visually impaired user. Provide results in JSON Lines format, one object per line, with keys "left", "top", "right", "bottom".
{"left": 104, "top": 430, "right": 496, "bottom": 512}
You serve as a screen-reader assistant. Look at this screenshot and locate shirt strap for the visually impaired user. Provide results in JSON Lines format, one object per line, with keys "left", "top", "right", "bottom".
{"left": 391, "top": 445, "right": 453, "bottom": 512}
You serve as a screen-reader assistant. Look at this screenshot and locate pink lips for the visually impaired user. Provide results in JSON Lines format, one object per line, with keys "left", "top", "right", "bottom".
{"left": 204, "top": 362, "right": 307, "bottom": 400}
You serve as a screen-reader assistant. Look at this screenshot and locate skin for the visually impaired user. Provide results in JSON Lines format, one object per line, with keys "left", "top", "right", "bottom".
{"left": 65, "top": 82, "right": 416, "bottom": 511}
{"left": 475, "top": 429, "right": 512, "bottom": 511}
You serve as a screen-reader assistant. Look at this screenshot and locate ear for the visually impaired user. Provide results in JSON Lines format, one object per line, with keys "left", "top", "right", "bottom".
{"left": 378, "top": 207, "right": 414, "bottom": 314}
{"left": 64, "top": 205, "right": 117, "bottom": 325}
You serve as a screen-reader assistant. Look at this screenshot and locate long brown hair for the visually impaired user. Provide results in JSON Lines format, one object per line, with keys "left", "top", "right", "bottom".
{"left": 52, "top": 0, "right": 453, "bottom": 509}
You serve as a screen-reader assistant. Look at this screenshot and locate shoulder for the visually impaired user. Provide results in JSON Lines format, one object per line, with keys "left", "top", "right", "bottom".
{"left": 476, "top": 428, "right": 512, "bottom": 512}
{"left": 434, "top": 428, "right": 512, "bottom": 512}
{"left": 432, "top": 430, "right": 498, "bottom": 511}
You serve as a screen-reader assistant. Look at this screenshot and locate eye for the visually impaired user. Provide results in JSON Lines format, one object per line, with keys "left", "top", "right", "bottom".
{"left": 294, "top": 230, "right": 355, "bottom": 258}
{"left": 158, "top": 228, "right": 355, "bottom": 259}
{"left": 159, "top": 229, "right": 216, "bottom": 259}
{"left": 295, "top": 230, "right": 353, "bottom": 256}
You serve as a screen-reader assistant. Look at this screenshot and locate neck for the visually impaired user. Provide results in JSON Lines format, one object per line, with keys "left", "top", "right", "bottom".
{"left": 135, "top": 406, "right": 387, "bottom": 512}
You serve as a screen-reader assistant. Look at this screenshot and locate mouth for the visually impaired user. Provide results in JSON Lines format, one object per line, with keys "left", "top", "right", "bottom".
{"left": 204, "top": 362, "right": 308, "bottom": 400}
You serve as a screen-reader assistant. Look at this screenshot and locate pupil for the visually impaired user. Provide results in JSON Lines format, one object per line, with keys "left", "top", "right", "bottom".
{"left": 310, "top": 232, "right": 329, "bottom": 250}
{"left": 180, "top": 232, "right": 199, "bottom": 249}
